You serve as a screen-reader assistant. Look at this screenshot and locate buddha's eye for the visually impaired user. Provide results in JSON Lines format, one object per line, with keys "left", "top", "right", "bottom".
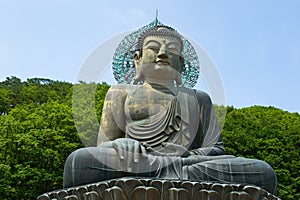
{"left": 166, "top": 43, "right": 180, "bottom": 54}
{"left": 167, "top": 48, "right": 179, "bottom": 54}
{"left": 144, "top": 41, "right": 161, "bottom": 53}
{"left": 147, "top": 46, "right": 160, "bottom": 52}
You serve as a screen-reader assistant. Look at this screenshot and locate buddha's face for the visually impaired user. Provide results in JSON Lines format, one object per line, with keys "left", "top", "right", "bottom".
{"left": 135, "top": 32, "right": 184, "bottom": 82}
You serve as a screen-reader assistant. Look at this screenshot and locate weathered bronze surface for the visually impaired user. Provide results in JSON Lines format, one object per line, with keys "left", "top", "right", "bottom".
{"left": 38, "top": 177, "right": 280, "bottom": 200}
{"left": 61, "top": 22, "right": 278, "bottom": 199}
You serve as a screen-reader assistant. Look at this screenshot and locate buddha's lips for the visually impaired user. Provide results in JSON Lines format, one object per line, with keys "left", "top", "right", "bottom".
{"left": 156, "top": 60, "right": 170, "bottom": 66}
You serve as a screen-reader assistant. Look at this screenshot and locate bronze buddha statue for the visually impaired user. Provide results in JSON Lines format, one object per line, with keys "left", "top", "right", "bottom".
{"left": 63, "top": 24, "right": 277, "bottom": 194}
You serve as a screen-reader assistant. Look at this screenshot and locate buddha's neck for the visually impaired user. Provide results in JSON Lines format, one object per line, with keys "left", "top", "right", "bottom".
{"left": 143, "top": 79, "right": 177, "bottom": 95}
{"left": 144, "top": 77, "right": 175, "bottom": 85}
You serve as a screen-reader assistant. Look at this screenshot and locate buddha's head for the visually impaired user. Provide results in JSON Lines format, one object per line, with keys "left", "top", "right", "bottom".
{"left": 134, "top": 26, "right": 184, "bottom": 85}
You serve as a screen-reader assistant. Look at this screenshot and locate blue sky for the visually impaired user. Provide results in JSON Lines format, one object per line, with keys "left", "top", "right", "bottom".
{"left": 0, "top": 0, "right": 299, "bottom": 113}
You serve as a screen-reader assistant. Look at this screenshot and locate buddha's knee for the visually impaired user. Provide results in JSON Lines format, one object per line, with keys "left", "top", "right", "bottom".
{"left": 63, "top": 147, "right": 122, "bottom": 188}
{"left": 254, "top": 159, "right": 277, "bottom": 194}
{"left": 232, "top": 158, "right": 277, "bottom": 194}
{"left": 227, "top": 157, "right": 277, "bottom": 194}
{"left": 63, "top": 148, "right": 98, "bottom": 187}
{"left": 64, "top": 148, "right": 96, "bottom": 170}
{"left": 64, "top": 147, "right": 121, "bottom": 171}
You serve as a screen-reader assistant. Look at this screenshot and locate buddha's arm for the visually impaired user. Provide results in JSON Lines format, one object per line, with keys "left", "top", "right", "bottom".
{"left": 190, "top": 90, "right": 225, "bottom": 156}
{"left": 97, "top": 85, "right": 128, "bottom": 146}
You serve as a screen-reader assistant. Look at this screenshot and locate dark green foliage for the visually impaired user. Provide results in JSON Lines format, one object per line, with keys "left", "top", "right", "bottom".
{"left": 222, "top": 106, "right": 300, "bottom": 199}
{"left": 0, "top": 76, "right": 299, "bottom": 199}
{"left": 0, "top": 77, "right": 109, "bottom": 199}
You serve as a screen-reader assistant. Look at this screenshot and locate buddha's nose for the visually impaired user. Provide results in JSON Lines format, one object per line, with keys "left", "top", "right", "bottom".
{"left": 157, "top": 45, "right": 168, "bottom": 59}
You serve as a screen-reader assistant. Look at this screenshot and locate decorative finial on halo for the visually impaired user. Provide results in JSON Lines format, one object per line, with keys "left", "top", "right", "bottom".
{"left": 155, "top": 9, "right": 158, "bottom": 26}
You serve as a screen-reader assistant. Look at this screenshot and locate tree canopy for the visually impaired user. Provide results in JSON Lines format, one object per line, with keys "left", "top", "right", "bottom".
{"left": 222, "top": 106, "right": 300, "bottom": 199}
{"left": 0, "top": 77, "right": 298, "bottom": 199}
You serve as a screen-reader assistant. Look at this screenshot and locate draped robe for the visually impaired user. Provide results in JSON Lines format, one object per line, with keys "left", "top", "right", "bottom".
{"left": 63, "top": 85, "right": 277, "bottom": 194}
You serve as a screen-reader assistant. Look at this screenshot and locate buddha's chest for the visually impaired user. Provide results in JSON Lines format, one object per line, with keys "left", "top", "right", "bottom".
{"left": 124, "top": 86, "right": 175, "bottom": 121}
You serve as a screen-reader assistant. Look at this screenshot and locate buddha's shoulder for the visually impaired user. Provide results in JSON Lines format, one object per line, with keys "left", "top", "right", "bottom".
{"left": 179, "top": 87, "right": 212, "bottom": 103}
{"left": 107, "top": 84, "right": 138, "bottom": 94}
{"left": 179, "top": 87, "right": 211, "bottom": 97}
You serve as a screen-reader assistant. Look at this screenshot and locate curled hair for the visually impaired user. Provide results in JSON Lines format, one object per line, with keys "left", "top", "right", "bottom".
{"left": 135, "top": 25, "right": 184, "bottom": 55}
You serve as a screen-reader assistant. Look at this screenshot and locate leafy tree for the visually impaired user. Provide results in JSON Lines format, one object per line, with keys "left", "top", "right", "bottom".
{"left": 0, "top": 101, "right": 84, "bottom": 199}
{"left": 222, "top": 106, "right": 300, "bottom": 199}
{"left": 0, "top": 77, "right": 82, "bottom": 199}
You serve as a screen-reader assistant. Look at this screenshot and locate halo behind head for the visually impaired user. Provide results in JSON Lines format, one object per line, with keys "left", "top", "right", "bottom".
{"left": 112, "top": 19, "right": 200, "bottom": 88}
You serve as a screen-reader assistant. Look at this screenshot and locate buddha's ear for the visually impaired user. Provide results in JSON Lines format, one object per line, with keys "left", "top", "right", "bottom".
{"left": 179, "top": 56, "right": 184, "bottom": 70}
{"left": 175, "top": 71, "right": 182, "bottom": 85}
{"left": 134, "top": 51, "right": 141, "bottom": 67}
{"left": 134, "top": 51, "right": 143, "bottom": 83}
{"left": 175, "top": 56, "right": 184, "bottom": 85}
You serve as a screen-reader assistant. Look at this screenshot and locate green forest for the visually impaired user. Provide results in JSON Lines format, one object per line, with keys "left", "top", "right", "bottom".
{"left": 0, "top": 77, "right": 299, "bottom": 200}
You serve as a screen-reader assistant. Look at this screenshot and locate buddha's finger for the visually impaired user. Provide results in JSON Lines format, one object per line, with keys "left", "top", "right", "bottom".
{"left": 121, "top": 141, "right": 130, "bottom": 171}
{"left": 125, "top": 141, "right": 135, "bottom": 172}
{"left": 112, "top": 141, "right": 125, "bottom": 160}
{"left": 133, "top": 142, "right": 140, "bottom": 163}
{"left": 146, "top": 146, "right": 164, "bottom": 156}
{"left": 126, "top": 153, "right": 133, "bottom": 172}
{"left": 140, "top": 145, "right": 148, "bottom": 157}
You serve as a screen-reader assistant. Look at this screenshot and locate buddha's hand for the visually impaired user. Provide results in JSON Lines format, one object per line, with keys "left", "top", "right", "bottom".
{"left": 100, "top": 138, "right": 147, "bottom": 164}
{"left": 145, "top": 142, "right": 191, "bottom": 157}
